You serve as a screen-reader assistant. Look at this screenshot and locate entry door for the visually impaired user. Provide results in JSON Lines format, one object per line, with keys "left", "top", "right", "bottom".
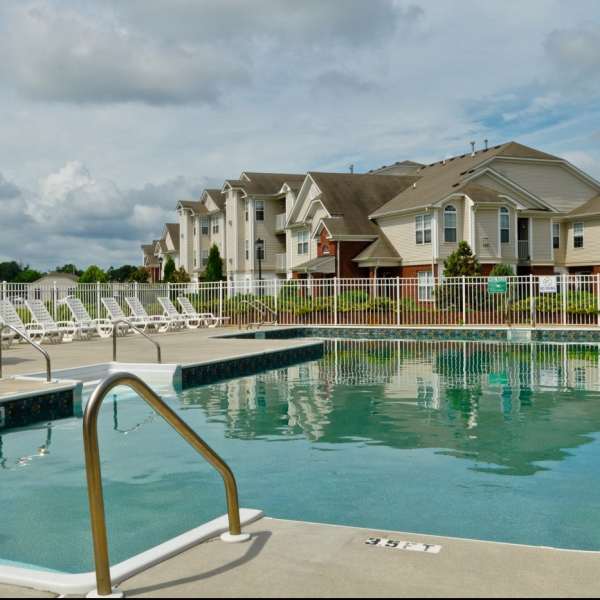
{"left": 518, "top": 218, "right": 529, "bottom": 260}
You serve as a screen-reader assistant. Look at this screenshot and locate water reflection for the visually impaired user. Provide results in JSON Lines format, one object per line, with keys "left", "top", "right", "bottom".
{"left": 181, "top": 339, "right": 600, "bottom": 475}
{"left": 0, "top": 423, "right": 53, "bottom": 470}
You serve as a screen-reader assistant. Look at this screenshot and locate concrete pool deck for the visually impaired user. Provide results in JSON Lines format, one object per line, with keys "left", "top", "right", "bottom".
{"left": 0, "top": 327, "right": 317, "bottom": 380}
{"left": 2, "top": 517, "right": 600, "bottom": 598}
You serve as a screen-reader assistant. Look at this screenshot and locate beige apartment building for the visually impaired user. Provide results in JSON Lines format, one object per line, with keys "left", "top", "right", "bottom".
{"left": 143, "top": 141, "right": 600, "bottom": 284}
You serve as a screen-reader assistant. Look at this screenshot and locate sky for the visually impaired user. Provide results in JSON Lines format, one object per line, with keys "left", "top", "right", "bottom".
{"left": 0, "top": 0, "right": 599, "bottom": 270}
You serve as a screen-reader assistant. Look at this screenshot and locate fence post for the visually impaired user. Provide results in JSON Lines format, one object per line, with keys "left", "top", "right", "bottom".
{"left": 333, "top": 277, "right": 338, "bottom": 325}
{"left": 96, "top": 281, "right": 101, "bottom": 319}
{"left": 53, "top": 282, "right": 58, "bottom": 320}
{"left": 562, "top": 273, "right": 567, "bottom": 326}
{"left": 1, "top": 280, "right": 5, "bottom": 300}
{"left": 219, "top": 280, "right": 224, "bottom": 320}
{"left": 529, "top": 274, "right": 535, "bottom": 326}
{"left": 461, "top": 276, "right": 466, "bottom": 325}
{"left": 396, "top": 276, "right": 401, "bottom": 326}
{"left": 274, "top": 279, "right": 279, "bottom": 323}
{"left": 596, "top": 273, "right": 600, "bottom": 327}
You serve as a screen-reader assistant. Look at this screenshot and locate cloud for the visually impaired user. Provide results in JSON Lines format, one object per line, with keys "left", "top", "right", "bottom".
{"left": 0, "top": 164, "right": 210, "bottom": 268}
{"left": 0, "top": 0, "right": 422, "bottom": 106}
{"left": 0, "top": 3, "right": 248, "bottom": 105}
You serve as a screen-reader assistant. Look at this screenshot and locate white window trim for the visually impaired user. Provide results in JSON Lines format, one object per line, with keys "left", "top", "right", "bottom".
{"left": 415, "top": 214, "right": 432, "bottom": 245}
{"left": 443, "top": 205, "right": 457, "bottom": 243}
{"left": 573, "top": 222, "right": 584, "bottom": 249}
{"left": 499, "top": 207, "right": 510, "bottom": 245}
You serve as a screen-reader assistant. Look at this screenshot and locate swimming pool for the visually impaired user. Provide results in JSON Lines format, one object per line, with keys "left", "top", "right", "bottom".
{"left": 3, "top": 338, "right": 600, "bottom": 573}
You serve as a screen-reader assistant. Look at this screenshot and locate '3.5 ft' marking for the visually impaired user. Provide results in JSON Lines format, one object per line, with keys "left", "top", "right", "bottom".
{"left": 365, "top": 537, "right": 442, "bottom": 554}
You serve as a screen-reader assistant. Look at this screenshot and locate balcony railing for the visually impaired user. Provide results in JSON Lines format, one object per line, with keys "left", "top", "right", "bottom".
{"left": 275, "top": 213, "right": 287, "bottom": 232}
{"left": 275, "top": 253, "right": 287, "bottom": 272}
{"left": 518, "top": 240, "right": 530, "bottom": 261}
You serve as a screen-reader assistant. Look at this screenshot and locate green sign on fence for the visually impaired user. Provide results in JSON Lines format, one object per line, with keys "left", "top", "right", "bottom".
{"left": 487, "top": 276, "right": 508, "bottom": 294}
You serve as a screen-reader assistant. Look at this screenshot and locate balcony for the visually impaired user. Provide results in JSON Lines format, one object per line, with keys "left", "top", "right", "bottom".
{"left": 518, "top": 240, "right": 530, "bottom": 261}
{"left": 276, "top": 253, "right": 287, "bottom": 272}
{"left": 275, "top": 213, "right": 287, "bottom": 233}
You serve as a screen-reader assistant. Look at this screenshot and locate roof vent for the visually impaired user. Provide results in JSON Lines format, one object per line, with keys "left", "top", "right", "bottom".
{"left": 470, "top": 141, "right": 476, "bottom": 156}
{"left": 484, "top": 138, "right": 489, "bottom": 151}
{"left": 412, "top": 182, "right": 417, "bottom": 189}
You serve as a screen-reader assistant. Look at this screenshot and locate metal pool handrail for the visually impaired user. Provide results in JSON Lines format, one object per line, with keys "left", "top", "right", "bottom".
{"left": 83, "top": 372, "right": 244, "bottom": 597}
{"left": 0, "top": 320, "right": 52, "bottom": 382}
{"left": 111, "top": 319, "right": 162, "bottom": 364}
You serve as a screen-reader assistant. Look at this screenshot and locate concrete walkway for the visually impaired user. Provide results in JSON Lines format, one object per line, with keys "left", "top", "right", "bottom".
{"left": 2, "top": 517, "right": 599, "bottom": 598}
{"left": 0, "top": 327, "right": 313, "bottom": 379}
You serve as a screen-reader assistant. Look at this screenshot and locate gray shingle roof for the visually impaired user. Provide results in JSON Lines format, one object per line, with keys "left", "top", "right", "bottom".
{"left": 567, "top": 194, "right": 600, "bottom": 218}
{"left": 371, "top": 141, "right": 559, "bottom": 218}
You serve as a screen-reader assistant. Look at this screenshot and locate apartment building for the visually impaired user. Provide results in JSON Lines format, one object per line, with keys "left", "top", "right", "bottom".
{"left": 143, "top": 141, "right": 600, "bottom": 283}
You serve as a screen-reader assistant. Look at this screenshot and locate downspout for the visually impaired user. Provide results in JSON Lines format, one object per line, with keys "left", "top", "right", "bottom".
{"left": 336, "top": 241, "right": 341, "bottom": 278}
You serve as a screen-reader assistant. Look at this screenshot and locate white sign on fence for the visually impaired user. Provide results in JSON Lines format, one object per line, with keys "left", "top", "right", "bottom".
{"left": 539, "top": 276, "right": 558, "bottom": 294}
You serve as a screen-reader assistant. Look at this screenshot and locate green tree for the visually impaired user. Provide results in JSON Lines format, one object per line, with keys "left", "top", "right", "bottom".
{"left": 204, "top": 244, "right": 224, "bottom": 282}
{"left": 0, "top": 261, "right": 22, "bottom": 282}
{"left": 162, "top": 256, "right": 176, "bottom": 282}
{"left": 14, "top": 267, "right": 44, "bottom": 283}
{"left": 79, "top": 265, "right": 108, "bottom": 283}
{"left": 489, "top": 263, "right": 515, "bottom": 277}
{"left": 107, "top": 265, "right": 138, "bottom": 282}
{"left": 128, "top": 267, "right": 150, "bottom": 283}
{"left": 56, "top": 264, "right": 82, "bottom": 277}
{"left": 443, "top": 241, "right": 481, "bottom": 277}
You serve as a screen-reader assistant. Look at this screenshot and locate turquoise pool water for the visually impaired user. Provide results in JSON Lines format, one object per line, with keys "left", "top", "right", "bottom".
{"left": 3, "top": 338, "right": 600, "bottom": 573}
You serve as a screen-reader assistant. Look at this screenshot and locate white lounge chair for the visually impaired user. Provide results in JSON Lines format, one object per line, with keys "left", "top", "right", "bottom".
{"left": 124, "top": 297, "right": 169, "bottom": 333}
{"left": 157, "top": 297, "right": 200, "bottom": 330}
{"left": 177, "top": 296, "right": 230, "bottom": 328}
{"left": 102, "top": 297, "right": 147, "bottom": 334}
{"left": 25, "top": 299, "right": 77, "bottom": 343}
{"left": 0, "top": 298, "right": 46, "bottom": 346}
{"left": 64, "top": 297, "right": 114, "bottom": 339}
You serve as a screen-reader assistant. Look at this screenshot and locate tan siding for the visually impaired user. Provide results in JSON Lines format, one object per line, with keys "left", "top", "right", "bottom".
{"left": 471, "top": 173, "right": 538, "bottom": 208}
{"left": 474, "top": 209, "right": 498, "bottom": 260}
{"left": 553, "top": 221, "right": 566, "bottom": 265}
{"left": 490, "top": 160, "right": 597, "bottom": 212}
{"left": 256, "top": 198, "right": 286, "bottom": 270}
{"left": 500, "top": 207, "right": 517, "bottom": 262}
{"left": 530, "top": 217, "right": 552, "bottom": 262}
{"left": 565, "top": 219, "right": 600, "bottom": 266}
{"left": 378, "top": 212, "right": 433, "bottom": 265}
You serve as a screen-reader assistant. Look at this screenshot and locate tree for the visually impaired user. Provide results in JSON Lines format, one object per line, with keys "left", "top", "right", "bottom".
{"left": 14, "top": 267, "right": 44, "bottom": 283}
{"left": 128, "top": 267, "right": 150, "bottom": 283}
{"left": 162, "top": 256, "right": 176, "bottom": 282}
{"left": 56, "top": 264, "right": 82, "bottom": 277}
{"left": 107, "top": 265, "right": 138, "bottom": 282}
{"left": 0, "top": 261, "right": 22, "bottom": 282}
{"left": 79, "top": 265, "right": 108, "bottom": 283}
{"left": 490, "top": 263, "right": 515, "bottom": 277}
{"left": 204, "top": 244, "right": 224, "bottom": 282}
{"left": 443, "top": 241, "right": 481, "bottom": 277}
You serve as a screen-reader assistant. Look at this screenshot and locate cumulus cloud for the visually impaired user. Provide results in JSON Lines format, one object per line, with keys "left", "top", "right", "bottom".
{"left": 0, "top": 165, "right": 209, "bottom": 268}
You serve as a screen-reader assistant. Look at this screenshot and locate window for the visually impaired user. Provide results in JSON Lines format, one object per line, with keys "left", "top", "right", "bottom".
{"left": 245, "top": 240, "right": 249, "bottom": 260}
{"left": 415, "top": 214, "right": 432, "bottom": 245}
{"left": 574, "top": 222, "right": 584, "bottom": 248}
{"left": 201, "top": 217, "right": 209, "bottom": 235}
{"left": 297, "top": 230, "right": 309, "bottom": 255}
{"left": 418, "top": 271, "right": 434, "bottom": 302}
{"left": 444, "top": 205, "right": 457, "bottom": 243}
{"left": 500, "top": 207, "right": 510, "bottom": 244}
{"left": 212, "top": 217, "right": 219, "bottom": 234}
{"left": 201, "top": 250, "right": 209, "bottom": 266}
{"left": 553, "top": 223, "right": 560, "bottom": 249}
{"left": 255, "top": 200, "right": 265, "bottom": 221}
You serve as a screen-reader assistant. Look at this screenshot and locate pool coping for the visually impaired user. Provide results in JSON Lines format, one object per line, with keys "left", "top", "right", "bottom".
{"left": 0, "top": 509, "right": 263, "bottom": 596}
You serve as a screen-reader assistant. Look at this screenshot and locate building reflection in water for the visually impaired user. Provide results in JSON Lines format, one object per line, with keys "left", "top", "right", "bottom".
{"left": 0, "top": 423, "right": 53, "bottom": 470}
{"left": 180, "top": 339, "right": 600, "bottom": 476}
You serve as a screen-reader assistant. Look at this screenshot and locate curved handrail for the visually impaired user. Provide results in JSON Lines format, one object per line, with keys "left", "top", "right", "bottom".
{"left": 0, "top": 321, "right": 52, "bottom": 382}
{"left": 111, "top": 319, "right": 162, "bottom": 363}
{"left": 83, "top": 372, "right": 244, "bottom": 596}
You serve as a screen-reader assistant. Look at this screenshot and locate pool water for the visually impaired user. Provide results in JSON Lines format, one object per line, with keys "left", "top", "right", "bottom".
{"left": 3, "top": 338, "right": 600, "bottom": 573}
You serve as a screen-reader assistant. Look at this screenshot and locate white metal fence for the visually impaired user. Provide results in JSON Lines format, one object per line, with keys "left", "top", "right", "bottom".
{"left": 2, "top": 274, "right": 600, "bottom": 328}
